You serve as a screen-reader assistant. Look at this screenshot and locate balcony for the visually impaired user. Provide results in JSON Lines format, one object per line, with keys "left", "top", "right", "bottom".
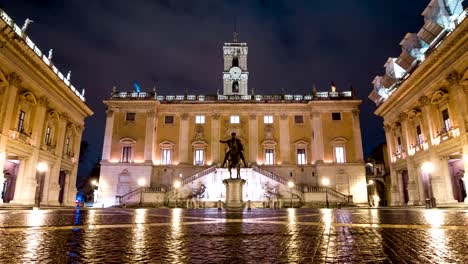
{"left": 433, "top": 127, "right": 460, "bottom": 145}
{"left": 408, "top": 140, "right": 428, "bottom": 156}
{"left": 392, "top": 150, "right": 406, "bottom": 162}
{"left": 9, "top": 129, "right": 32, "bottom": 145}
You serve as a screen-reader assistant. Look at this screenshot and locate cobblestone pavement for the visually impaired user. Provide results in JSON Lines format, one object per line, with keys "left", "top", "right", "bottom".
{"left": 0, "top": 208, "right": 467, "bottom": 263}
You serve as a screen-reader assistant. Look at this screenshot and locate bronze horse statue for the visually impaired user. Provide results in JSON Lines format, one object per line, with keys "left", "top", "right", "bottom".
{"left": 228, "top": 142, "right": 242, "bottom": 179}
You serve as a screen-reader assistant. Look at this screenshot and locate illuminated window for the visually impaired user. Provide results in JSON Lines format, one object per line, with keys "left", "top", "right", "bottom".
{"left": 195, "top": 115, "right": 205, "bottom": 124}
{"left": 265, "top": 149, "right": 274, "bottom": 165}
{"left": 65, "top": 137, "right": 70, "bottom": 154}
{"left": 195, "top": 149, "right": 204, "bottom": 165}
{"left": 334, "top": 146, "right": 345, "bottom": 163}
{"left": 18, "top": 110, "right": 25, "bottom": 133}
{"left": 162, "top": 149, "right": 172, "bottom": 165}
{"left": 230, "top": 115, "right": 240, "bottom": 124}
{"left": 45, "top": 126, "right": 51, "bottom": 145}
{"left": 297, "top": 149, "right": 306, "bottom": 165}
{"left": 442, "top": 109, "right": 451, "bottom": 132}
{"left": 264, "top": 115, "right": 273, "bottom": 124}
{"left": 121, "top": 146, "right": 133, "bottom": 163}
{"left": 126, "top": 112, "right": 135, "bottom": 121}
{"left": 416, "top": 125, "right": 423, "bottom": 145}
{"left": 294, "top": 115, "right": 304, "bottom": 124}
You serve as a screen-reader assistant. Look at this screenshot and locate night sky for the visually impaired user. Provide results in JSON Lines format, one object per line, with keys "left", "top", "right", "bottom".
{"left": 2, "top": 0, "right": 430, "bottom": 181}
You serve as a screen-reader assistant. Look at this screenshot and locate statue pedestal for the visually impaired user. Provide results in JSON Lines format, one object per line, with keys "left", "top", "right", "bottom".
{"left": 223, "top": 178, "right": 246, "bottom": 209}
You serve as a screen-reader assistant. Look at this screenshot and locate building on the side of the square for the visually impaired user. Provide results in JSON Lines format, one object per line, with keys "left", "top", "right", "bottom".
{"left": 369, "top": 0, "right": 468, "bottom": 206}
{"left": 0, "top": 9, "right": 93, "bottom": 206}
{"left": 98, "top": 33, "right": 368, "bottom": 208}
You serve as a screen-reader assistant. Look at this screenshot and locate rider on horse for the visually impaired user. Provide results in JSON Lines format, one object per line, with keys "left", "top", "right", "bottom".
{"left": 220, "top": 132, "right": 247, "bottom": 168}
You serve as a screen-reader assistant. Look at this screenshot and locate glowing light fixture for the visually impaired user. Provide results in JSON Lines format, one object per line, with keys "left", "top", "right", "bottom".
{"left": 287, "top": 181, "right": 295, "bottom": 189}
{"left": 138, "top": 178, "right": 146, "bottom": 187}
{"left": 36, "top": 162, "right": 48, "bottom": 173}
{"left": 421, "top": 161, "right": 434, "bottom": 173}
{"left": 173, "top": 180, "right": 181, "bottom": 189}
{"left": 321, "top": 178, "right": 330, "bottom": 186}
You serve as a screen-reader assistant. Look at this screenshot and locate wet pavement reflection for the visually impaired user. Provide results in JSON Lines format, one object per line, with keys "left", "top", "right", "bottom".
{"left": 0, "top": 207, "right": 467, "bottom": 263}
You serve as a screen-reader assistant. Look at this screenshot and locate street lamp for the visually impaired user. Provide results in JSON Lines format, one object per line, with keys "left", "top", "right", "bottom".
{"left": 173, "top": 180, "right": 181, "bottom": 207}
{"left": 321, "top": 178, "right": 330, "bottom": 208}
{"left": 287, "top": 180, "right": 295, "bottom": 208}
{"left": 421, "top": 161, "right": 436, "bottom": 208}
{"left": 91, "top": 180, "right": 99, "bottom": 204}
{"left": 138, "top": 178, "right": 146, "bottom": 207}
{"left": 35, "top": 162, "right": 48, "bottom": 208}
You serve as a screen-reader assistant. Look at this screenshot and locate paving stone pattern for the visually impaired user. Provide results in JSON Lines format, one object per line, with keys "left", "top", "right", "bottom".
{"left": 0, "top": 208, "right": 467, "bottom": 263}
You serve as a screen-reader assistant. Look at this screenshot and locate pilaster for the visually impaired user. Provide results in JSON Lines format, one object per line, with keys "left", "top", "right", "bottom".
{"left": 178, "top": 113, "right": 189, "bottom": 164}
{"left": 352, "top": 109, "right": 364, "bottom": 162}
{"left": 311, "top": 112, "right": 324, "bottom": 163}
{"left": 211, "top": 113, "right": 221, "bottom": 163}
{"left": 248, "top": 114, "right": 258, "bottom": 163}
{"left": 31, "top": 97, "right": 48, "bottom": 147}
{"left": 279, "top": 114, "right": 290, "bottom": 164}
{"left": 398, "top": 113, "right": 410, "bottom": 153}
{"left": 102, "top": 109, "right": 115, "bottom": 161}
{"left": 144, "top": 111, "right": 155, "bottom": 162}
{"left": 418, "top": 96, "right": 436, "bottom": 146}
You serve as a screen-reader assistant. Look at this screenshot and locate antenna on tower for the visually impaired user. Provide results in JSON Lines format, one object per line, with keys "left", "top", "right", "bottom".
{"left": 233, "top": 16, "right": 239, "bottom": 43}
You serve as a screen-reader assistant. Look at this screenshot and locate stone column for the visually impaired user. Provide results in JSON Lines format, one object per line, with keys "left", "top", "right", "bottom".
{"left": 0, "top": 73, "right": 20, "bottom": 135}
{"left": 418, "top": 96, "right": 436, "bottom": 146}
{"left": 248, "top": 114, "right": 258, "bottom": 163}
{"left": 311, "top": 112, "right": 324, "bottom": 163}
{"left": 11, "top": 153, "right": 38, "bottom": 205}
{"left": 446, "top": 72, "right": 467, "bottom": 133}
{"left": 65, "top": 166, "right": 78, "bottom": 205}
{"left": 31, "top": 97, "right": 48, "bottom": 147}
{"left": 211, "top": 113, "right": 221, "bottom": 163}
{"left": 102, "top": 109, "right": 115, "bottom": 161}
{"left": 44, "top": 161, "right": 61, "bottom": 206}
{"left": 352, "top": 109, "right": 364, "bottom": 162}
{"left": 144, "top": 111, "right": 155, "bottom": 162}
{"left": 384, "top": 125, "right": 401, "bottom": 205}
{"left": 178, "top": 113, "right": 189, "bottom": 164}
{"left": 279, "top": 114, "right": 290, "bottom": 164}
{"left": 406, "top": 158, "right": 421, "bottom": 205}
{"left": 399, "top": 113, "right": 411, "bottom": 155}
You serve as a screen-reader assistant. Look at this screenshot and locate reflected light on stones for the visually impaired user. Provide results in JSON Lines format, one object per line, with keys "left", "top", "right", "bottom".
{"left": 286, "top": 208, "right": 300, "bottom": 262}
{"left": 24, "top": 210, "right": 46, "bottom": 262}
{"left": 423, "top": 210, "right": 450, "bottom": 261}
{"left": 169, "top": 208, "right": 183, "bottom": 263}
{"left": 132, "top": 209, "right": 148, "bottom": 261}
{"left": 135, "top": 208, "right": 146, "bottom": 224}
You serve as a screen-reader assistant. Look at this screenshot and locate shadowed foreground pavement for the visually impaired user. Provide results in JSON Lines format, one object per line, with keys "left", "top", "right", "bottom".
{"left": 0, "top": 208, "right": 467, "bottom": 263}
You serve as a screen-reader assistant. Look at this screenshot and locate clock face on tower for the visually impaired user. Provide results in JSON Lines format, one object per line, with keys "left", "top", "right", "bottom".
{"left": 229, "top": 66, "right": 242, "bottom": 80}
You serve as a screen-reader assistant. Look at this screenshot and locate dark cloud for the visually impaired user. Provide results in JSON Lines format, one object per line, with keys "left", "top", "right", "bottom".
{"left": 2, "top": 0, "right": 429, "bottom": 178}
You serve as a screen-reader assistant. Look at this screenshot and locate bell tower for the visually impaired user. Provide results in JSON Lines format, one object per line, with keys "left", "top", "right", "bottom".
{"left": 222, "top": 32, "right": 248, "bottom": 95}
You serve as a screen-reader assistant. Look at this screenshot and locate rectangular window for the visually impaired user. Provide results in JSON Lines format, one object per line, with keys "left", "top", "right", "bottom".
{"left": 332, "top": 112, "right": 342, "bottom": 120}
{"left": 164, "top": 115, "right": 174, "bottom": 124}
{"left": 121, "top": 146, "right": 132, "bottom": 163}
{"left": 334, "top": 146, "right": 345, "bottom": 163}
{"left": 230, "top": 115, "right": 240, "bottom": 124}
{"left": 297, "top": 149, "right": 306, "bottom": 165}
{"left": 294, "top": 115, "right": 304, "bottom": 124}
{"left": 195, "top": 149, "right": 204, "bottom": 165}
{"left": 442, "top": 109, "right": 450, "bottom": 131}
{"left": 265, "top": 149, "right": 274, "bottom": 165}
{"left": 416, "top": 125, "right": 423, "bottom": 145}
{"left": 264, "top": 115, "right": 273, "bottom": 124}
{"left": 45, "top": 126, "right": 51, "bottom": 145}
{"left": 195, "top": 115, "right": 205, "bottom": 124}
{"left": 162, "top": 149, "right": 171, "bottom": 165}
{"left": 18, "top": 110, "right": 25, "bottom": 133}
{"left": 126, "top": 112, "right": 136, "bottom": 121}
{"left": 65, "top": 137, "right": 70, "bottom": 154}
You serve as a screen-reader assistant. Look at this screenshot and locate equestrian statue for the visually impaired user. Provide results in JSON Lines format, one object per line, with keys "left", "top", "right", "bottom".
{"left": 220, "top": 132, "right": 247, "bottom": 179}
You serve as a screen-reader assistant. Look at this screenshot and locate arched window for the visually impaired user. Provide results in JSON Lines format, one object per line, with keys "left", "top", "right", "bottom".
{"left": 232, "top": 56, "right": 239, "bottom": 67}
{"left": 120, "top": 138, "right": 136, "bottom": 163}
{"left": 232, "top": 81, "right": 239, "bottom": 93}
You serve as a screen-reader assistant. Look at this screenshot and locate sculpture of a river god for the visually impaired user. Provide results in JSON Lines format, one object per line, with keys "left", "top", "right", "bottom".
{"left": 220, "top": 132, "right": 247, "bottom": 178}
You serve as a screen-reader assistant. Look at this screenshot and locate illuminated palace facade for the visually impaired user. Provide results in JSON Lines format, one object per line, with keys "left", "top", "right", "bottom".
{"left": 369, "top": 0, "right": 468, "bottom": 206}
{"left": 98, "top": 37, "right": 367, "bottom": 207}
{"left": 0, "top": 9, "right": 93, "bottom": 206}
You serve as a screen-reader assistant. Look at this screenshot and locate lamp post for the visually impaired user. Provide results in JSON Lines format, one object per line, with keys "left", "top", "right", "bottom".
{"left": 321, "top": 178, "right": 330, "bottom": 208}
{"left": 91, "top": 179, "right": 99, "bottom": 204}
{"left": 287, "top": 180, "right": 294, "bottom": 208}
{"left": 138, "top": 178, "right": 146, "bottom": 207}
{"left": 421, "top": 161, "right": 436, "bottom": 208}
{"left": 36, "top": 162, "right": 48, "bottom": 208}
{"left": 173, "top": 180, "right": 181, "bottom": 208}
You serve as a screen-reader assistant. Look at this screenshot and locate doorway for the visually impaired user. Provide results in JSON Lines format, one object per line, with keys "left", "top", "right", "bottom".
{"left": 58, "top": 170, "right": 66, "bottom": 204}
{"left": 401, "top": 170, "right": 409, "bottom": 205}
{"left": 448, "top": 157, "right": 466, "bottom": 202}
{"left": 1, "top": 159, "right": 20, "bottom": 203}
